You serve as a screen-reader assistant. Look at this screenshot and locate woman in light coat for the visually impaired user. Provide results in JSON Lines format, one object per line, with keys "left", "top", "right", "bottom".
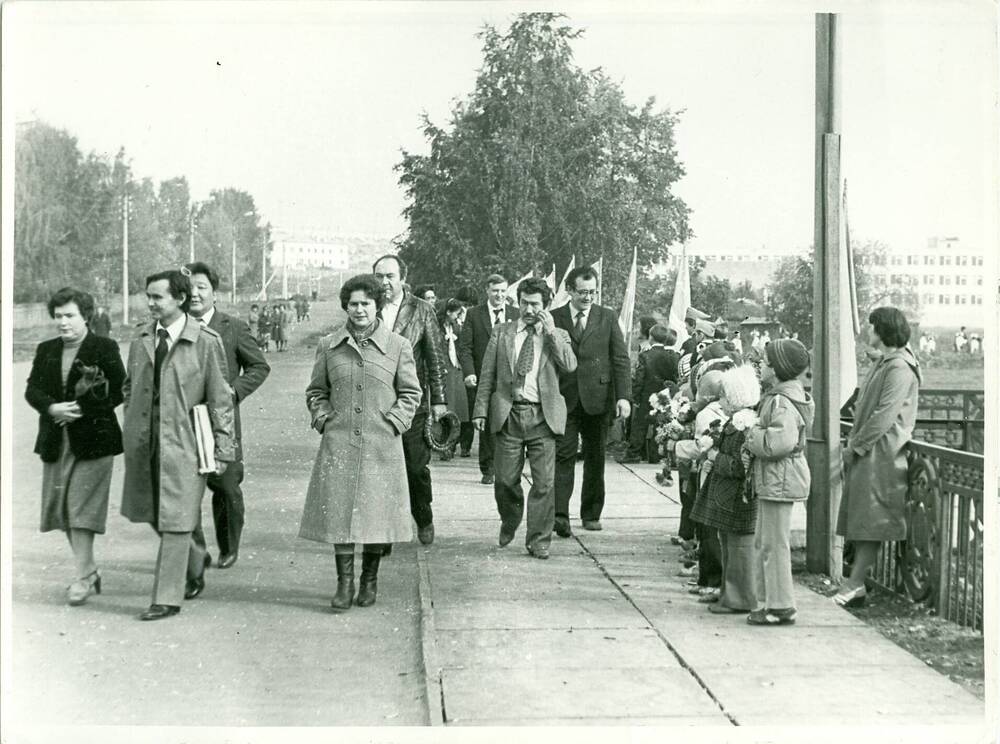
{"left": 300, "top": 274, "right": 422, "bottom": 612}
{"left": 834, "top": 307, "right": 920, "bottom": 607}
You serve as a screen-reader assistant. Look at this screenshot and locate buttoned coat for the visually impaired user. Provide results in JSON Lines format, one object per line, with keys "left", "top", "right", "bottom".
{"left": 120, "top": 317, "right": 236, "bottom": 532}
{"left": 472, "top": 322, "right": 577, "bottom": 437}
{"left": 299, "top": 322, "right": 422, "bottom": 544}
{"left": 551, "top": 303, "right": 631, "bottom": 416}
{"left": 390, "top": 291, "right": 447, "bottom": 408}
{"left": 205, "top": 309, "right": 271, "bottom": 460}
{"left": 457, "top": 302, "right": 520, "bottom": 378}
{"left": 839, "top": 346, "right": 921, "bottom": 541}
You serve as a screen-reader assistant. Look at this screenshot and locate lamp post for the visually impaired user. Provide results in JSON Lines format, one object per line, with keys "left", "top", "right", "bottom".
{"left": 232, "top": 209, "right": 255, "bottom": 304}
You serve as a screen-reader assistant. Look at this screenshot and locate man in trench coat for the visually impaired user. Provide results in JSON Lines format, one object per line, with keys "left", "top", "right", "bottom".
{"left": 121, "top": 269, "right": 235, "bottom": 621}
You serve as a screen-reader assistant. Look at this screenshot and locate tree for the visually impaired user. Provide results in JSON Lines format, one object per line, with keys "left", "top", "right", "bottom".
{"left": 633, "top": 256, "right": 732, "bottom": 323}
{"left": 765, "top": 255, "right": 814, "bottom": 340}
{"left": 396, "top": 12, "right": 691, "bottom": 307}
{"left": 193, "top": 189, "right": 267, "bottom": 297}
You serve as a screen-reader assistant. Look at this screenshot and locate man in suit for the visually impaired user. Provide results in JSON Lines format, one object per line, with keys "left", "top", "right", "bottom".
{"left": 186, "top": 262, "right": 271, "bottom": 569}
{"left": 619, "top": 324, "right": 680, "bottom": 464}
{"left": 458, "top": 273, "right": 519, "bottom": 485}
{"left": 121, "top": 269, "right": 235, "bottom": 620}
{"left": 473, "top": 277, "right": 576, "bottom": 559}
{"left": 551, "top": 266, "right": 631, "bottom": 536}
{"left": 373, "top": 254, "right": 448, "bottom": 545}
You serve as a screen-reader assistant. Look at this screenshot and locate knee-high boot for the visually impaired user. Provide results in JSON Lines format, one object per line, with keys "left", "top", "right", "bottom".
{"left": 331, "top": 554, "right": 355, "bottom": 611}
{"left": 356, "top": 551, "right": 381, "bottom": 607}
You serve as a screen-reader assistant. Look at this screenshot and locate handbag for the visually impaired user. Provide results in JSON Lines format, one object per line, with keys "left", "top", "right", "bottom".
{"left": 72, "top": 359, "right": 109, "bottom": 401}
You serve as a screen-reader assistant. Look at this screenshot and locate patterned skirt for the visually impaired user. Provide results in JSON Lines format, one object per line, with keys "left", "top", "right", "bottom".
{"left": 40, "top": 429, "right": 113, "bottom": 533}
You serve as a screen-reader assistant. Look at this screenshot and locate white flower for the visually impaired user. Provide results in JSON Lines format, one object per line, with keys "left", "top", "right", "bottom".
{"left": 697, "top": 434, "right": 715, "bottom": 453}
{"left": 731, "top": 409, "right": 759, "bottom": 431}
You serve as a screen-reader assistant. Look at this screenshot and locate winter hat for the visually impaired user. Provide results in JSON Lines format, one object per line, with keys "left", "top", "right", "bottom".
{"left": 766, "top": 338, "right": 810, "bottom": 381}
{"left": 720, "top": 364, "right": 761, "bottom": 411}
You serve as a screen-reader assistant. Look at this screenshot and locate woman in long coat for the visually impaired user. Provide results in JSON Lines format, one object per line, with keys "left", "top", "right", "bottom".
{"left": 25, "top": 287, "right": 126, "bottom": 605}
{"left": 834, "top": 306, "right": 921, "bottom": 607}
{"left": 439, "top": 298, "right": 472, "bottom": 459}
{"left": 300, "top": 274, "right": 422, "bottom": 612}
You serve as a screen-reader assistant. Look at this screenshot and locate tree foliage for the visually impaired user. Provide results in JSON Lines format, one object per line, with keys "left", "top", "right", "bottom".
{"left": 14, "top": 120, "right": 271, "bottom": 304}
{"left": 633, "top": 257, "right": 733, "bottom": 323}
{"left": 396, "top": 13, "right": 691, "bottom": 308}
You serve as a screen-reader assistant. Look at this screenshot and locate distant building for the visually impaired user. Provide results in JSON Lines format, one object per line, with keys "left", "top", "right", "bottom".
{"left": 273, "top": 238, "right": 350, "bottom": 271}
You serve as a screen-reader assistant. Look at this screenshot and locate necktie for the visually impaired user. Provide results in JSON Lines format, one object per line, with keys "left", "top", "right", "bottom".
{"left": 493, "top": 309, "right": 503, "bottom": 326}
{"left": 153, "top": 329, "right": 169, "bottom": 393}
{"left": 574, "top": 311, "right": 585, "bottom": 338}
{"left": 516, "top": 325, "right": 536, "bottom": 380}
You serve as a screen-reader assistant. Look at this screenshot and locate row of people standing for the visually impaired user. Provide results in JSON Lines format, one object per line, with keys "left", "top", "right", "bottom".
{"left": 26, "top": 263, "right": 270, "bottom": 620}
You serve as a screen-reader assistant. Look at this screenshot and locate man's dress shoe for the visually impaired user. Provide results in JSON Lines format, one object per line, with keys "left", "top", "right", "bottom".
{"left": 140, "top": 604, "right": 181, "bottom": 621}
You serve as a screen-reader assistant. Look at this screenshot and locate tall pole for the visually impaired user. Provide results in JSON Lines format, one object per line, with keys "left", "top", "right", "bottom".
{"left": 231, "top": 227, "right": 238, "bottom": 305}
{"left": 189, "top": 208, "right": 195, "bottom": 262}
{"left": 281, "top": 241, "right": 288, "bottom": 298}
{"left": 261, "top": 235, "right": 267, "bottom": 301}
{"left": 807, "top": 13, "right": 845, "bottom": 577}
{"left": 122, "top": 194, "right": 130, "bottom": 325}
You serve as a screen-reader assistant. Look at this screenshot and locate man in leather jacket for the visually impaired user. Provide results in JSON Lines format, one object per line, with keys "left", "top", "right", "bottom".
{"left": 373, "top": 254, "right": 448, "bottom": 545}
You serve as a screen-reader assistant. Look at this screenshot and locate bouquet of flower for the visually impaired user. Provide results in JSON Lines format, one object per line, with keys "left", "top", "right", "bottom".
{"left": 733, "top": 412, "right": 759, "bottom": 503}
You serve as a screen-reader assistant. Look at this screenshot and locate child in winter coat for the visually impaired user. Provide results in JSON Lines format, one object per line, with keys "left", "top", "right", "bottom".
{"left": 744, "top": 339, "right": 815, "bottom": 626}
{"left": 691, "top": 364, "right": 761, "bottom": 614}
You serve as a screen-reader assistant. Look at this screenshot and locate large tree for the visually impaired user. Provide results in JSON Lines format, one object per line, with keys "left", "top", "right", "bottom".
{"left": 396, "top": 12, "right": 691, "bottom": 308}
{"left": 633, "top": 257, "right": 733, "bottom": 324}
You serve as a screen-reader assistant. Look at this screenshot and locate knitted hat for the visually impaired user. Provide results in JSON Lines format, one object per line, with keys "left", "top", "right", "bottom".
{"left": 720, "top": 364, "right": 761, "bottom": 411}
{"left": 765, "top": 338, "right": 810, "bottom": 381}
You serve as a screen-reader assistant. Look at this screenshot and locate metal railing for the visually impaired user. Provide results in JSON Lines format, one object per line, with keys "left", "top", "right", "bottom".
{"left": 841, "top": 422, "right": 984, "bottom": 632}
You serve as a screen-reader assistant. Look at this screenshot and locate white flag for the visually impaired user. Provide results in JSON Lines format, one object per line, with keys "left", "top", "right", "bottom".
{"left": 619, "top": 248, "right": 638, "bottom": 344}
{"left": 591, "top": 257, "right": 603, "bottom": 305}
{"left": 551, "top": 256, "right": 576, "bottom": 309}
{"left": 506, "top": 270, "right": 533, "bottom": 300}
{"left": 839, "top": 181, "right": 860, "bottom": 407}
{"left": 667, "top": 246, "right": 691, "bottom": 349}
{"left": 544, "top": 264, "right": 556, "bottom": 293}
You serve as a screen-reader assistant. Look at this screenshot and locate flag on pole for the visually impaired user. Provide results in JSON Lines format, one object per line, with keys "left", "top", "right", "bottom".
{"left": 550, "top": 256, "right": 576, "bottom": 309}
{"left": 667, "top": 246, "right": 691, "bottom": 349}
{"left": 618, "top": 248, "right": 638, "bottom": 346}
{"left": 544, "top": 264, "right": 557, "bottom": 294}
{"left": 506, "top": 270, "right": 533, "bottom": 301}
{"left": 839, "top": 180, "right": 860, "bottom": 407}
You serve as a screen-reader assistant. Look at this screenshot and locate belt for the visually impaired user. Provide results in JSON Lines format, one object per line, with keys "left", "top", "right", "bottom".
{"left": 512, "top": 399, "right": 540, "bottom": 407}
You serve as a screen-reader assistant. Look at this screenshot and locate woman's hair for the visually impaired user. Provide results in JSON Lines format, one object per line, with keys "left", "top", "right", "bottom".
{"left": 444, "top": 298, "right": 464, "bottom": 315}
{"left": 145, "top": 269, "right": 193, "bottom": 312}
{"left": 340, "top": 274, "right": 386, "bottom": 311}
{"left": 47, "top": 287, "right": 96, "bottom": 322}
{"left": 868, "top": 306, "right": 911, "bottom": 348}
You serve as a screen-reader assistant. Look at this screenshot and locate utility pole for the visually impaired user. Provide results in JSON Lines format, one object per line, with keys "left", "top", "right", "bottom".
{"left": 281, "top": 241, "right": 288, "bottom": 298}
{"left": 189, "top": 207, "right": 196, "bottom": 262}
{"left": 231, "top": 227, "right": 238, "bottom": 305}
{"left": 122, "top": 194, "right": 130, "bottom": 325}
{"left": 261, "top": 233, "right": 267, "bottom": 301}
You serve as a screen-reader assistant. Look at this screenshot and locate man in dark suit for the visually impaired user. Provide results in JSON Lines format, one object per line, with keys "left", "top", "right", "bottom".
{"left": 186, "top": 262, "right": 270, "bottom": 569}
{"left": 473, "top": 277, "right": 576, "bottom": 559}
{"left": 373, "top": 254, "right": 448, "bottom": 545}
{"left": 551, "top": 266, "right": 631, "bottom": 535}
{"left": 618, "top": 325, "right": 680, "bottom": 464}
{"left": 457, "top": 273, "right": 519, "bottom": 485}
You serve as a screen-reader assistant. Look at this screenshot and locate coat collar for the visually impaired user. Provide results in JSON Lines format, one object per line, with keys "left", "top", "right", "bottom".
{"left": 392, "top": 291, "right": 422, "bottom": 333}
{"left": 327, "top": 319, "right": 391, "bottom": 354}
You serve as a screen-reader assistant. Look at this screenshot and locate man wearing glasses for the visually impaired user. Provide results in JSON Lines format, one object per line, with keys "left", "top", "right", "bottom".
{"left": 550, "top": 266, "right": 631, "bottom": 536}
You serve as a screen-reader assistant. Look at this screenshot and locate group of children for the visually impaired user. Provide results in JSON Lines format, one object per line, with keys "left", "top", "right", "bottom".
{"left": 656, "top": 336, "right": 815, "bottom": 625}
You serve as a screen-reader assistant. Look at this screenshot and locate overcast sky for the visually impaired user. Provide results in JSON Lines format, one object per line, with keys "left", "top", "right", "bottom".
{"left": 4, "top": 1, "right": 997, "bottom": 257}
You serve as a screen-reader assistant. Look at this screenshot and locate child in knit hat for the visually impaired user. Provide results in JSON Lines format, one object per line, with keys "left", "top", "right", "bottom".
{"left": 744, "top": 339, "right": 815, "bottom": 626}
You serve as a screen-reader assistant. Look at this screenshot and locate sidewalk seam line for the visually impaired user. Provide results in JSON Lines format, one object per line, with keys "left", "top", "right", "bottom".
{"left": 575, "top": 537, "right": 739, "bottom": 727}
{"left": 416, "top": 546, "right": 446, "bottom": 726}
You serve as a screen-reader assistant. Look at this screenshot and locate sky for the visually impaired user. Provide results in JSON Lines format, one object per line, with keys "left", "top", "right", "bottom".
{"left": 4, "top": 0, "right": 997, "bottom": 258}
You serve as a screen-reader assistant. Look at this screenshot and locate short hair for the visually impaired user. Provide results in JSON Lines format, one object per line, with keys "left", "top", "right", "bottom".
{"left": 251, "top": 304, "right": 259, "bottom": 310}
{"left": 444, "top": 297, "right": 464, "bottom": 314}
{"left": 372, "top": 254, "right": 407, "bottom": 280}
{"left": 685, "top": 316, "right": 697, "bottom": 329}
{"left": 413, "top": 284, "right": 436, "bottom": 299}
{"left": 47, "top": 287, "right": 95, "bottom": 323}
{"left": 564, "top": 266, "right": 598, "bottom": 290}
{"left": 516, "top": 276, "right": 553, "bottom": 306}
{"left": 485, "top": 274, "right": 508, "bottom": 287}
{"left": 869, "top": 306, "right": 911, "bottom": 348}
{"left": 145, "top": 270, "right": 192, "bottom": 312}
{"left": 649, "top": 324, "right": 670, "bottom": 345}
{"left": 184, "top": 261, "right": 220, "bottom": 290}
{"left": 340, "top": 274, "right": 386, "bottom": 311}
{"left": 664, "top": 328, "right": 678, "bottom": 346}
{"left": 638, "top": 316, "right": 657, "bottom": 339}
{"left": 714, "top": 328, "right": 728, "bottom": 340}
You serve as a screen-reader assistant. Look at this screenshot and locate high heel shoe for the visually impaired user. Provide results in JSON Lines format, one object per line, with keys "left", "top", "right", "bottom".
{"left": 832, "top": 585, "right": 867, "bottom": 608}
{"left": 67, "top": 569, "right": 101, "bottom": 606}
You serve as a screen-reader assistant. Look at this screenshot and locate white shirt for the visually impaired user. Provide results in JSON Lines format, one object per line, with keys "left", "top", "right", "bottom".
{"left": 155, "top": 313, "right": 188, "bottom": 352}
{"left": 196, "top": 307, "right": 216, "bottom": 327}
{"left": 381, "top": 295, "right": 403, "bottom": 332}
{"left": 570, "top": 305, "right": 591, "bottom": 331}
{"left": 487, "top": 302, "right": 506, "bottom": 328}
{"left": 513, "top": 321, "right": 543, "bottom": 403}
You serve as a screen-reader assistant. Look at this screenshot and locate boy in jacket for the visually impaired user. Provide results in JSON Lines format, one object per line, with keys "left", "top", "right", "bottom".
{"left": 744, "top": 338, "right": 815, "bottom": 626}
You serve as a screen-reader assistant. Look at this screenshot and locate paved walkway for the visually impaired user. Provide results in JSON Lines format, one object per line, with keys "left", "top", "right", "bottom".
{"left": 4, "top": 303, "right": 989, "bottom": 735}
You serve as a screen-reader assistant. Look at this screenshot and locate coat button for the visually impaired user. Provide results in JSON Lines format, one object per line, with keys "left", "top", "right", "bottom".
{"left": 357, "top": 361, "right": 363, "bottom": 367}
{"left": 355, "top": 406, "right": 362, "bottom": 413}
{"left": 356, "top": 384, "right": 363, "bottom": 390}
{"left": 354, "top": 428, "right": 361, "bottom": 435}
{"left": 362, "top": 340, "right": 368, "bottom": 346}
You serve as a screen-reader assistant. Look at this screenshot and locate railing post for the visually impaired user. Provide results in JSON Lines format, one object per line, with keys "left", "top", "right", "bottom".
{"left": 935, "top": 477, "right": 951, "bottom": 621}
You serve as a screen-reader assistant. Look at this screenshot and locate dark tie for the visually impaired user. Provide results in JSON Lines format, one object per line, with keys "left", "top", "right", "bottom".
{"left": 573, "top": 311, "right": 585, "bottom": 338}
{"left": 516, "top": 325, "right": 536, "bottom": 381}
{"left": 493, "top": 309, "right": 503, "bottom": 326}
{"left": 153, "top": 328, "right": 169, "bottom": 393}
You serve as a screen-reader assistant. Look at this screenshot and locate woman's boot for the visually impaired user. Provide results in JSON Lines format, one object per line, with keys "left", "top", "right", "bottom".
{"left": 331, "top": 554, "right": 355, "bottom": 611}
{"left": 356, "top": 551, "right": 381, "bottom": 607}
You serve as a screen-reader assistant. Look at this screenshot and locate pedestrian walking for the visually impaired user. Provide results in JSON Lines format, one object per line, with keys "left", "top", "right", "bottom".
{"left": 300, "top": 274, "right": 422, "bottom": 611}
{"left": 90, "top": 305, "right": 112, "bottom": 337}
{"left": 834, "top": 308, "right": 920, "bottom": 608}
{"left": 472, "top": 277, "right": 577, "bottom": 559}
{"left": 248, "top": 304, "right": 260, "bottom": 340}
{"left": 120, "top": 269, "right": 235, "bottom": 621}
{"left": 458, "top": 274, "right": 520, "bottom": 484}
{"left": 551, "top": 266, "right": 631, "bottom": 536}
{"left": 373, "top": 254, "right": 448, "bottom": 546}
{"left": 186, "top": 262, "right": 271, "bottom": 569}
{"left": 744, "top": 338, "right": 814, "bottom": 625}
{"left": 440, "top": 298, "right": 473, "bottom": 459}
{"left": 25, "top": 287, "right": 126, "bottom": 606}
